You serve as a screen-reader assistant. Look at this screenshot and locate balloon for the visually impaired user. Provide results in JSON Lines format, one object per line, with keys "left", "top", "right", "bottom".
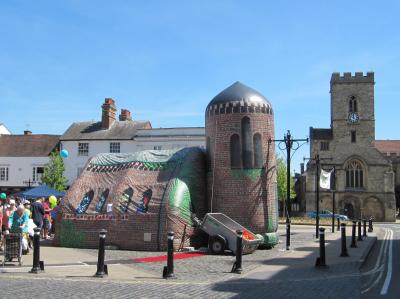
{"left": 49, "top": 195, "right": 57, "bottom": 208}
{"left": 60, "top": 149, "right": 69, "bottom": 158}
{"left": 0, "top": 193, "right": 6, "bottom": 200}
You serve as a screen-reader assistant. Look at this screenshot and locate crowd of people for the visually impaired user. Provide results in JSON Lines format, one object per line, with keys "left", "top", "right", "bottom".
{"left": 0, "top": 193, "right": 62, "bottom": 254}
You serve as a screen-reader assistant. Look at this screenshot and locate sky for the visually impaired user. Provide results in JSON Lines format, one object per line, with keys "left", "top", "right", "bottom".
{"left": 1, "top": 1, "right": 399, "bottom": 171}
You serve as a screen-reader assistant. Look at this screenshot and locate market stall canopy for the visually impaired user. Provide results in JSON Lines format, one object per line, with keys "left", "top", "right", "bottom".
{"left": 12, "top": 185, "right": 65, "bottom": 199}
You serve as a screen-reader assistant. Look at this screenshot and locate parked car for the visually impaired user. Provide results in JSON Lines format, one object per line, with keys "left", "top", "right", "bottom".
{"left": 306, "top": 210, "right": 348, "bottom": 221}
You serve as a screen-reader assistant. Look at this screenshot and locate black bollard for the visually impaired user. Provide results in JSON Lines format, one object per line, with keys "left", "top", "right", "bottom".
{"left": 351, "top": 221, "right": 357, "bottom": 248}
{"left": 363, "top": 219, "right": 367, "bottom": 238}
{"left": 337, "top": 218, "right": 340, "bottom": 231}
{"left": 163, "top": 231, "right": 175, "bottom": 279}
{"left": 94, "top": 229, "right": 107, "bottom": 277}
{"left": 316, "top": 227, "right": 326, "bottom": 267}
{"left": 231, "top": 230, "right": 243, "bottom": 274}
{"left": 357, "top": 219, "right": 363, "bottom": 241}
{"left": 368, "top": 217, "right": 373, "bottom": 233}
{"left": 286, "top": 218, "right": 291, "bottom": 250}
{"left": 340, "top": 223, "right": 349, "bottom": 257}
{"left": 30, "top": 228, "right": 42, "bottom": 274}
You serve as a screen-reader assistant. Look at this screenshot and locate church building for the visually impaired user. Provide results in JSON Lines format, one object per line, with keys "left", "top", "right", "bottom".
{"left": 305, "top": 72, "right": 397, "bottom": 222}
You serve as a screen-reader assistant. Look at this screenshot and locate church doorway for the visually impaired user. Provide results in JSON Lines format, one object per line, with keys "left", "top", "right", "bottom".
{"left": 344, "top": 203, "right": 354, "bottom": 219}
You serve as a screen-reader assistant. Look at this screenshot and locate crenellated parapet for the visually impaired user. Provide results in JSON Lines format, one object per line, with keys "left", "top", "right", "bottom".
{"left": 205, "top": 101, "right": 272, "bottom": 118}
{"left": 331, "top": 72, "right": 374, "bottom": 84}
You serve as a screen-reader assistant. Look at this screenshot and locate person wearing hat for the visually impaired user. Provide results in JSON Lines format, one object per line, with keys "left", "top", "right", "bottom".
{"left": 23, "top": 202, "right": 31, "bottom": 218}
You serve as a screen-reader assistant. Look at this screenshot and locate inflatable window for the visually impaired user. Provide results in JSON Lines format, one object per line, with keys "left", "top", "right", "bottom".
{"left": 76, "top": 190, "right": 94, "bottom": 214}
{"left": 118, "top": 187, "right": 134, "bottom": 213}
{"left": 95, "top": 189, "right": 110, "bottom": 213}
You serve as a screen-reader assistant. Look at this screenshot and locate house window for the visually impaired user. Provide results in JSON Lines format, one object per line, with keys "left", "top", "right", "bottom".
{"left": 320, "top": 141, "right": 329, "bottom": 151}
{"left": 32, "top": 167, "right": 44, "bottom": 182}
{"left": 78, "top": 143, "right": 89, "bottom": 156}
{"left": 346, "top": 160, "right": 364, "bottom": 188}
{"left": 110, "top": 142, "right": 120, "bottom": 153}
{"left": 349, "top": 95, "right": 357, "bottom": 113}
{"left": 241, "top": 117, "right": 253, "bottom": 169}
{"left": 153, "top": 145, "right": 162, "bottom": 150}
{"left": 230, "top": 134, "right": 241, "bottom": 168}
{"left": 0, "top": 167, "right": 9, "bottom": 181}
{"left": 253, "top": 133, "right": 263, "bottom": 168}
{"left": 351, "top": 131, "right": 356, "bottom": 143}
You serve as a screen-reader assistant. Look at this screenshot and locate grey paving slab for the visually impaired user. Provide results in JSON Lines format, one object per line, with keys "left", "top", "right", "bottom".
{"left": 0, "top": 224, "right": 378, "bottom": 298}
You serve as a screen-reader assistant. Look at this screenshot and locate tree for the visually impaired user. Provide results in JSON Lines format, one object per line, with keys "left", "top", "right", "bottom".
{"left": 276, "top": 155, "right": 296, "bottom": 202}
{"left": 41, "top": 150, "right": 68, "bottom": 192}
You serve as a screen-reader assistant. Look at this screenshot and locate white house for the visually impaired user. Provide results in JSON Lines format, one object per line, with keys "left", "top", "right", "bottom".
{"left": 134, "top": 127, "right": 205, "bottom": 151}
{"left": 60, "top": 98, "right": 152, "bottom": 185}
{"left": 60, "top": 98, "right": 206, "bottom": 186}
{"left": 0, "top": 123, "right": 11, "bottom": 135}
{"left": 0, "top": 131, "right": 59, "bottom": 194}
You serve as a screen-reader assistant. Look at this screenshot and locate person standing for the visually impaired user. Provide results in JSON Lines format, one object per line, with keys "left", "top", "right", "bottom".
{"left": 42, "top": 197, "right": 51, "bottom": 239}
{"left": 3, "top": 200, "right": 16, "bottom": 232}
{"left": 31, "top": 198, "right": 44, "bottom": 237}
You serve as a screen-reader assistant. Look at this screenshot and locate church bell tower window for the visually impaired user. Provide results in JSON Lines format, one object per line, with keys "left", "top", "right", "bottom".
{"left": 351, "top": 131, "right": 356, "bottom": 143}
{"left": 349, "top": 96, "right": 358, "bottom": 113}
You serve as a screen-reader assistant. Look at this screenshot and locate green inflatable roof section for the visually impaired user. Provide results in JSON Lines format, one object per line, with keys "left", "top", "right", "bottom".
{"left": 89, "top": 147, "right": 202, "bottom": 166}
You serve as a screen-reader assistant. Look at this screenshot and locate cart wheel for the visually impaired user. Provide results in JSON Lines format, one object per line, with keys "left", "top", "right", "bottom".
{"left": 209, "top": 236, "right": 226, "bottom": 255}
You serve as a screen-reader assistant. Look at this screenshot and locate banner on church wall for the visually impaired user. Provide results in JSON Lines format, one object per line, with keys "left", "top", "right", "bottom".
{"left": 320, "top": 169, "right": 333, "bottom": 190}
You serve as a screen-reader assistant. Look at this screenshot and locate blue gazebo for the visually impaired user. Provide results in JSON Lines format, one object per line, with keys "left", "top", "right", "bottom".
{"left": 12, "top": 185, "right": 65, "bottom": 199}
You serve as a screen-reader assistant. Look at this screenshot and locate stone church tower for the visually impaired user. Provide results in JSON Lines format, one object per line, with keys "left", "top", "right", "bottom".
{"left": 305, "top": 72, "right": 396, "bottom": 221}
{"left": 205, "top": 82, "right": 278, "bottom": 244}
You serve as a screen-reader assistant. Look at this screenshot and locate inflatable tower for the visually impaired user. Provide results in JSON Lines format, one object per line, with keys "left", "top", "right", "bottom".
{"left": 205, "top": 82, "right": 278, "bottom": 246}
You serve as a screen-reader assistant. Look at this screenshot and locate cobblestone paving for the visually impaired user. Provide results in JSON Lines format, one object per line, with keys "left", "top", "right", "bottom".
{"left": 0, "top": 225, "right": 364, "bottom": 298}
{"left": 81, "top": 225, "right": 319, "bottom": 282}
{"left": 0, "top": 265, "right": 361, "bottom": 299}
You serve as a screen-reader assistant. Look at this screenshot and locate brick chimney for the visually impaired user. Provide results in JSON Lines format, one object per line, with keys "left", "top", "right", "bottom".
{"left": 101, "top": 98, "right": 117, "bottom": 129}
{"left": 24, "top": 130, "right": 32, "bottom": 135}
{"left": 119, "top": 109, "right": 132, "bottom": 121}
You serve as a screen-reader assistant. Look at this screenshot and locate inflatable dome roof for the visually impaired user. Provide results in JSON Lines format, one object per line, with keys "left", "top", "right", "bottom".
{"left": 206, "top": 81, "right": 270, "bottom": 109}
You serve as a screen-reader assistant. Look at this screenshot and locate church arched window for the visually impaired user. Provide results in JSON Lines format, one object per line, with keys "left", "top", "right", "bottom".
{"left": 345, "top": 160, "right": 364, "bottom": 188}
{"left": 253, "top": 133, "right": 263, "bottom": 168}
{"left": 241, "top": 117, "right": 253, "bottom": 168}
{"left": 349, "top": 96, "right": 358, "bottom": 113}
{"left": 230, "top": 134, "right": 241, "bottom": 168}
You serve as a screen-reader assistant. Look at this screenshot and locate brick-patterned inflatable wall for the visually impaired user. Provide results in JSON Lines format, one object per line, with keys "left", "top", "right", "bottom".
{"left": 205, "top": 82, "right": 278, "bottom": 236}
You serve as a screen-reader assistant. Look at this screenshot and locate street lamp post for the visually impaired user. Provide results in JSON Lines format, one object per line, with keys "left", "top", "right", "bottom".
{"left": 316, "top": 155, "right": 320, "bottom": 239}
{"left": 23, "top": 179, "right": 35, "bottom": 188}
{"left": 304, "top": 155, "right": 332, "bottom": 239}
{"left": 271, "top": 131, "right": 308, "bottom": 250}
{"left": 331, "top": 167, "right": 336, "bottom": 233}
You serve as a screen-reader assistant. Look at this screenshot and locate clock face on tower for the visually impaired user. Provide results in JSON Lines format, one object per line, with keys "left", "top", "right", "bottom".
{"left": 348, "top": 112, "right": 359, "bottom": 123}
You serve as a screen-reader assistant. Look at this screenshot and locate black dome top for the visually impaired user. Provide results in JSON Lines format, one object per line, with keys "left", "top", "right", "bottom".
{"left": 207, "top": 81, "right": 270, "bottom": 109}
